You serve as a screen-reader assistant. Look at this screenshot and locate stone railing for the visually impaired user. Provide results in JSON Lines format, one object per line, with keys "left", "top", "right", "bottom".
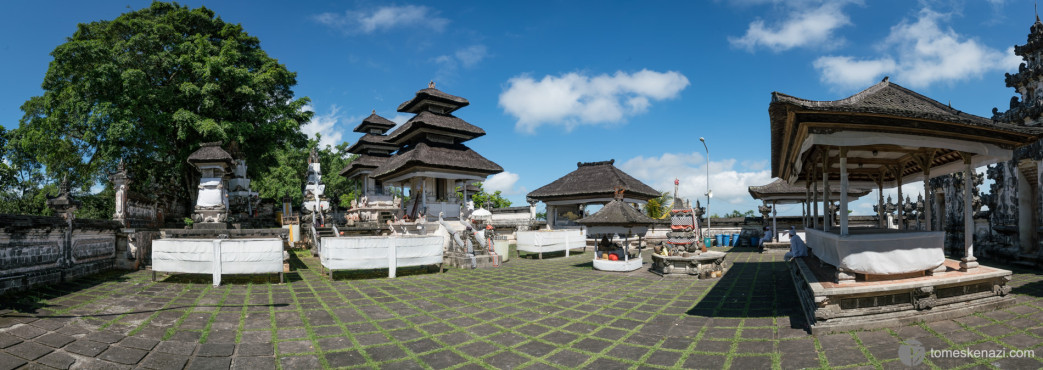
{"left": 0, "top": 214, "right": 123, "bottom": 296}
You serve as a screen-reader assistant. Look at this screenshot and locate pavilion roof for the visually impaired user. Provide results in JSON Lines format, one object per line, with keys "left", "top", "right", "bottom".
{"left": 527, "top": 160, "right": 660, "bottom": 202}
{"left": 353, "top": 112, "right": 397, "bottom": 134}
{"left": 187, "top": 142, "right": 233, "bottom": 165}
{"left": 397, "top": 85, "right": 470, "bottom": 114}
{"left": 576, "top": 199, "right": 655, "bottom": 226}
{"left": 370, "top": 141, "right": 503, "bottom": 181}
{"left": 346, "top": 134, "right": 398, "bottom": 154}
{"left": 384, "top": 111, "right": 486, "bottom": 145}
{"left": 748, "top": 179, "right": 870, "bottom": 204}
{"left": 338, "top": 155, "right": 388, "bottom": 178}
{"left": 769, "top": 77, "right": 1043, "bottom": 187}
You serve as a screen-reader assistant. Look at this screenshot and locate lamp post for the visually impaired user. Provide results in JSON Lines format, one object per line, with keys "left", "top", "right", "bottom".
{"left": 699, "top": 137, "right": 711, "bottom": 244}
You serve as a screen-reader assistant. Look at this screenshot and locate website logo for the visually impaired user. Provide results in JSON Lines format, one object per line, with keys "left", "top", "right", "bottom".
{"left": 899, "top": 339, "right": 926, "bottom": 366}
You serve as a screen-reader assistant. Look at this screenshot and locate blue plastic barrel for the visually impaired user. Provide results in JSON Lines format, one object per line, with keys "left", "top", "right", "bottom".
{"left": 751, "top": 237, "right": 760, "bottom": 246}
{"left": 731, "top": 233, "right": 739, "bottom": 246}
{"left": 715, "top": 234, "right": 723, "bottom": 247}
{"left": 723, "top": 234, "right": 731, "bottom": 247}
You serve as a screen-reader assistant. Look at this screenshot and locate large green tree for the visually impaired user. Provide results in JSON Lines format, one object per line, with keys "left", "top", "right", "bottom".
{"left": 8, "top": 1, "right": 311, "bottom": 214}
{"left": 457, "top": 182, "right": 512, "bottom": 209}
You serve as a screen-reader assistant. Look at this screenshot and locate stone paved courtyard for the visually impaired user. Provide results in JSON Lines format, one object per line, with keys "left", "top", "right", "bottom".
{"left": 0, "top": 246, "right": 1041, "bottom": 369}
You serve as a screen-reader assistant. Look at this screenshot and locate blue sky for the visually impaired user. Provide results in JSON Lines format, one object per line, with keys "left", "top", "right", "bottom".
{"left": 0, "top": 0, "right": 1030, "bottom": 216}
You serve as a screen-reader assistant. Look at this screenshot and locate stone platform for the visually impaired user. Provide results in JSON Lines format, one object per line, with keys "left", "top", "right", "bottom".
{"left": 790, "top": 256, "right": 1015, "bottom": 334}
{"left": 442, "top": 252, "right": 501, "bottom": 269}
{"left": 649, "top": 251, "right": 727, "bottom": 278}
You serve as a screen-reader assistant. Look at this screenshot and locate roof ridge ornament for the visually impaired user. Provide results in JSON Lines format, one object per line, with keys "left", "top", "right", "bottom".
{"left": 429, "top": 81, "right": 436, "bottom": 89}
{"left": 614, "top": 186, "right": 626, "bottom": 201}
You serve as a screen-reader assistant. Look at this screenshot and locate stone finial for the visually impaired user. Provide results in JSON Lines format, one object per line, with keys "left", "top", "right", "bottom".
{"left": 429, "top": 81, "right": 436, "bottom": 88}
{"left": 47, "top": 175, "right": 80, "bottom": 222}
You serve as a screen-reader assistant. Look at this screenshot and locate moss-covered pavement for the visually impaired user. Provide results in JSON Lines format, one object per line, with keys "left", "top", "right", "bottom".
{"left": 1, "top": 246, "right": 1041, "bottom": 369}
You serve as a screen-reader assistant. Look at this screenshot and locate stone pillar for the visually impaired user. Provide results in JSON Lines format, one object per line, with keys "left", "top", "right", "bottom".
{"left": 839, "top": 148, "right": 849, "bottom": 236}
{"left": 804, "top": 181, "right": 811, "bottom": 228}
{"left": 420, "top": 177, "right": 427, "bottom": 216}
{"left": 822, "top": 155, "right": 831, "bottom": 232}
{"left": 922, "top": 159, "right": 933, "bottom": 232}
{"left": 772, "top": 201, "right": 778, "bottom": 242}
{"left": 110, "top": 160, "right": 130, "bottom": 227}
{"left": 877, "top": 172, "right": 885, "bottom": 229}
{"left": 960, "top": 153, "right": 978, "bottom": 270}
{"left": 896, "top": 163, "right": 904, "bottom": 230}
{"left": 546, "top": 205, "right": 555, "bottom": 230}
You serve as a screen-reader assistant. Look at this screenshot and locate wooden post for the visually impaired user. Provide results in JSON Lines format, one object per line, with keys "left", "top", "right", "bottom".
{"left": 772, "top": 200, "right": 778, "bottom": 242}
{"left": 877, "top": 170, "right": 885, "bottom": 229}
{"left": 896, "top": 163, "right": 904, "bottom": 230}
{"left": 813, "top": 170, "right": 819, "bottom": 230}
{"left": 960, "top": 153, "right": 979, "bottom": 270}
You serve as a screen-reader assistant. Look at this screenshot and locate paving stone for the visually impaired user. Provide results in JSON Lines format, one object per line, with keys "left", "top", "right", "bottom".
{"left": 867, "top": 343, "right": 901, "bottom": 361}
{"left": 823, "top": 345, "right": 868, "bottom": 367}
{"left": 153, "top": 340, "right": 196, "bottom": 356}
{"left": 277, "top": 339, "right": 314, "bottom": 354}
{"left": 693, "top": 339, "right": 733, "bottom": 353}
{"left": 197, "top": 342, "right": 235, "bottom": 357}
{"left": 276, "top": 328, "right": 307, "bottom": 340}
{"left": 644, "top": 350, "right": 682, "bottom": 367}
{"left": 730, "top": 355, "right": 773, "bottom": 369}
{"left": 586, "top": 356, "right": 632, "bottom": 369}
{"left": 118, "top": 336, "right": 158, "bottom": 350}
{"left": 0, "top": 351, "right": 27, "bottom": 370}
{"left": 571, "top": 337, "right": 613, "bottom": 353}
{"left": 514, "top": 340, "right": 557, "bottom": 358}
{"left": 7, "top": 324, "right": 46, "bottom": 340}
{"left": 355, "top": 332, "right": 390, "bottom": 346}
{"left": 455, "top": 340, "right": 500, "bottom": 358}
{"left": 6, "top": 341, "right": 53, "bottom": 360}
{"left": 0, "top": 333, "right": 21, "bottom": 349}
{"left": 546, "top": 349, "right": 588, "bottom": 367}
{"left": 187, "top": 356, "right": 233, "bottom": 370}
{"left": 98, "top": 345, "right": 148, "bottom": 365}
{"left": 239, "top": 330, "right": 273, "bottom": 343}
{"left": 483, "top": 350, "right": 529, "bottom": 368}
{"left": 781, "top": 353, "right": 821, "bottom": 369}
{"left": 230, "top": 356, "right": 276, "bottom": 370}
{"left": 139, "top": 351, "right": 190, "bottom": 370}
{"left": 736, "top": 340, "right": 775, "bottom": 354}
{"left": 366, "top": 343, "right": 409, "bottom": 362}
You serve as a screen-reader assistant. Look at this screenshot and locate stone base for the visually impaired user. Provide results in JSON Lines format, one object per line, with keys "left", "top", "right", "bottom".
{"left": 649, "top": 251, "right": 727, "bottom": 278}
{"left": 790, "top": 257, "right": 1015, "bottom": 334}
{"left": 443, "top": 252, "right": 502, "bottom": 269}
{"left": 194, "top": 222, "right": 228, "bottom": 230}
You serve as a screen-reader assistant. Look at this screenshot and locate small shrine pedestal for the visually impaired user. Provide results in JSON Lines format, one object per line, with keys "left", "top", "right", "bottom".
{"left": 650, "top": 251, "right": 727, "bottom": 278}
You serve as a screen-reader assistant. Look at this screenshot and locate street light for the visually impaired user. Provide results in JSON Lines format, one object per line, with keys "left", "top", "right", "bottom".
{"left": 699, "top": 137, "right": 711, "bottom": 244}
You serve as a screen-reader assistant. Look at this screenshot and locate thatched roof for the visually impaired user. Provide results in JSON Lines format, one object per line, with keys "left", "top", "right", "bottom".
{"left": 187, "top": 142, "right": 233, "bottom": 164}
{"left": 370, "top": 141, "right": 503, "bottom": 181}
{"left": 748, "top": 179, "right": 870, "bottom": 204}
{"left": 353, "top": 112, "right": 397, "bottom": 134}
{"left": 527, "top": 160, "right": 659, "bottom": 201}
{"left": 339, "top": 155, "right": 389, "bottom": 178}
{"left": 577, "top": 199, "right": 655, "bottom": 226}
{"left": 385, "top": 111, "right": 485, "bottom": 145}
{"left": 346, "top": 134, "right": 398, "bottom": 154}
{"left": 397, "top": 85, "right": 470, "bottom": 114}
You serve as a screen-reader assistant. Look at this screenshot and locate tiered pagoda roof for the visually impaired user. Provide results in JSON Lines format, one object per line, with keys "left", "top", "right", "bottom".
{"left": 576, "top": 198, "right": 655, "bottom": 227}
{"left": 340, "top": 111, "right": 397, "bottom": 179}
{"left": 527, "top": 160, "right": 660, "bottom": 202}
{"left": 370, "top": 82, "right": 502, "bottom": 182}
{"left": 187, "top": 142, "right": 233, "bottom": 165}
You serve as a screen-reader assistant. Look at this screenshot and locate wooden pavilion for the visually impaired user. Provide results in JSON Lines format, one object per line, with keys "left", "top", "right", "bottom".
{"left": 527, "top": 160, "right": 658, "bottom": 229}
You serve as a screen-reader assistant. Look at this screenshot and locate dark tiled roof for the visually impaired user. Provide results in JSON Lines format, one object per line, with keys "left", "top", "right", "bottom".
{"left": 187, "top": 142, "right": 233, "bottom": 164}
{"left": 576, "top": 199, "right": 655, "bottom": 226}
{"left": 346, "top": 134, "right": 398, "bottom": 154}
{"left": 353, "top": 112, "right": 397, "bottom": 133}
{"left": 370, "top": 141, "right": 503, "bottom": 181}
{"left": 339, "top": 155, "right": 389, "bottom": 177}
{"left": 771, "top": 78, "right": 995, "bottom": 127}
{"left": 397, "top": 87, "right": 470, "bottom": 114}
{"left": 748, "top": 179, "right": 870, "bottom": 201}
{"left": 384, "top": 111, "right": 485, "bottom": 144}
{"left": 527, "top": 160, "right": 660, "bottom": 201}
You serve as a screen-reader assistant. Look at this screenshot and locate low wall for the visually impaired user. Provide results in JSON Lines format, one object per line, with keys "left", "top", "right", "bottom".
{"left": 0, "top": 214, "right": 122, "bottom": 296}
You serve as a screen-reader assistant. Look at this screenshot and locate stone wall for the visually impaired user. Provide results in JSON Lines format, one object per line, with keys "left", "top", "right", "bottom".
{"left": 0, "top": 214, "right": 122, "bottom": 296}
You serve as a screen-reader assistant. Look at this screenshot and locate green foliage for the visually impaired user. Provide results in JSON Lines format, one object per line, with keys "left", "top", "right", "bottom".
{"left": 74, "top": 186, "right": 115, "bottom": 220}
{"left": 455, "top": 182, "right": 511, "bottom": 209}
{"left": 644, "top": 191, "right": 671, "bottom": 219}
{"left": 8, "top": 1, "right": 311, "bottom": 214}
{"left": 723, "top": 209, "right": 755, "bottom": 218}
{"left": 183, "top": 217, "right": 193, "bottom": 226}
{"left": 535, "top": 211, "right": 546, "bottom": 220}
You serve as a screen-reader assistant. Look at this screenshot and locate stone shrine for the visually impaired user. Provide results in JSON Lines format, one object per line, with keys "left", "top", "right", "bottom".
{"left": 188, "top": 142, "right": 232, "bottom": 228}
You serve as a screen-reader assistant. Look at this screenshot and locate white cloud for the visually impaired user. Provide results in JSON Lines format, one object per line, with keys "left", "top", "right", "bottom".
{"left": 814, "top": 8, "right": 1020, "bottom": 89}
{"left": 301, "top": 105, "right": 345, "bottom": 149}
{"left": 433, "top": 44, "right": 490, "bottom": 82}
{"left": 483, "top": 172, "right": 524, "bottom": 196}
{"left": 388, "top": 114, "right": 411, "bottom": 125}
{"left": 499, "top": 69, "right": 690, "bottom": 133}
{"left": 729, "top": 1, "right": 857, "bottom": 52}
{"left": 619, "top": 152, "right": 772, "bottom": 212}
{"left": 313, "top": 5, "right": 448, "bottom": 35}
{"left": 454, "top": 45, "right": 488, "bottom": 68}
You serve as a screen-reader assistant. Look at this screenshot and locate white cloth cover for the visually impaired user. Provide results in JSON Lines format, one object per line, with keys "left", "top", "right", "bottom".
{"left": 320, "top": 236, "right": 443, "bottom": 277}
{"left": 804, "top": 229, "right": 945, "bottom": 275}
{"left": 196, "top": 178, "right": 224, "bottom": 206}
{"left": 592, "top": 254, "right": 644, "bottom": 272}
{"left": 152, "top": 238, "right": 283, "bottom": 286}
{"left": 516, "top": 230, "right": 585, "bottom": 256}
